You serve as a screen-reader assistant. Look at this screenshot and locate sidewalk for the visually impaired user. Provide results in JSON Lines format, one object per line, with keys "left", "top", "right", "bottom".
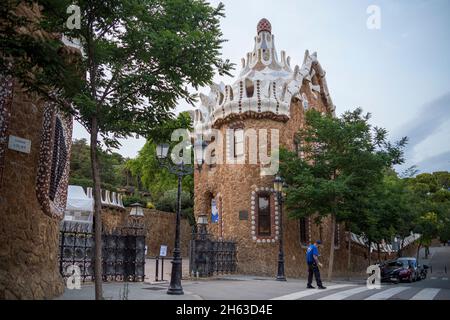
{"left": 144, "top": 257, "right": 190, "bottom": 284}
{"left": 56, "top": 274, "right": 353, "bottom": 300}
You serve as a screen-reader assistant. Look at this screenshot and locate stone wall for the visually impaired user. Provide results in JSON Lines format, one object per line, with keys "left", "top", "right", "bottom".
{"left": 101, "top": 208, "right": 192, "bottom": 258}
{"left": 0, "top": 85, "right": 65, "bottom": 299}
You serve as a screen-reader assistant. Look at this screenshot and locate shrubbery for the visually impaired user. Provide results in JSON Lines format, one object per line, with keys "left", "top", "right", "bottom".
{"left": 155, "top": 189, "right": 193, "bottom": 212}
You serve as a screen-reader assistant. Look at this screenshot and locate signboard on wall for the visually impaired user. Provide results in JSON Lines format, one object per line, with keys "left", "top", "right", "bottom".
{"left": 211, "top": 198, "right": 219, "bottom": 223}
{"left": 8, "top": 135, "right": 31, "bottom": 154}
{"left": 159, "top": 245, "right": 168, "bottom": 257}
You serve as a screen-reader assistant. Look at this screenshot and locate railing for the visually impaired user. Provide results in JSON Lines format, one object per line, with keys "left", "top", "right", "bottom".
{"left": 189, "top": 232, "right": 237, "bottom": 277}
{"left": 58, "top": 223, "right": 145, "bottom": 283}
{"left": 348, "top": 232, "right": 421, "bottom": 253}
{"left": 86, "top": 187, "right": 124, "bottom": 208}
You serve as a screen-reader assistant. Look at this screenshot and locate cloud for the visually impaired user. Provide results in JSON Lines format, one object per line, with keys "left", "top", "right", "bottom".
{"left": 398, "top": 92, "right": 450, "bottom": 158}
{"left": 416, "top": 150, "right": 450, "bottom": 173}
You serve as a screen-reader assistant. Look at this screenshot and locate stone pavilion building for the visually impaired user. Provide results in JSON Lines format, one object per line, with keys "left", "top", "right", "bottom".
{"left": 192, "top": 19, "right": 415, "bottom": 277}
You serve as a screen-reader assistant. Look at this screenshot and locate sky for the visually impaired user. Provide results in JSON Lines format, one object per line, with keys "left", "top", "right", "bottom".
{"left": 72, "top": 0, "right": 450, "bottom": 174}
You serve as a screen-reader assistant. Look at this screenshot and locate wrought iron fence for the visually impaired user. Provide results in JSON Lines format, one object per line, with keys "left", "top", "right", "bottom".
{"left": 189, "top": 232, "right": 237, "bottom": 277}
{"left": 59, "top": 221, "right": 146, "bottom": 283}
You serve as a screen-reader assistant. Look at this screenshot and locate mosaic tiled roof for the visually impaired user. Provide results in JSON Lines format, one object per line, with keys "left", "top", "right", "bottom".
{"left": 192, "top": 19, "right": 335, "bottom": 134}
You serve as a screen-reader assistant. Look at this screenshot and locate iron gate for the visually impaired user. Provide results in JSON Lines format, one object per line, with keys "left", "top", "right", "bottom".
{"left": 189, "top": 232, "right": 237, "bottom": 277}
{"left": 59, "top": 222, "right": 146, "bottom": 282}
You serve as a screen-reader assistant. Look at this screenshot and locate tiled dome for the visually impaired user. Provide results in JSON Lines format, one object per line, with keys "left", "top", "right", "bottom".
{"left": 257, "top": 18, "right": 271, "bottom": 34}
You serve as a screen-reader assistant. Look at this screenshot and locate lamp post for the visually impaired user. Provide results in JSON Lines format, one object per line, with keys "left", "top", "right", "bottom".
{"left": 274, "top": 175, "right": 286, "bottom": 281}
{"left": 129, "top": 202, "right": 144, "bottom": 217}
{"left": 197, "top": 214, "right": 208, "bottom": 240}
{"left": 156, "top": 143, "right": 193, "bottom": 295}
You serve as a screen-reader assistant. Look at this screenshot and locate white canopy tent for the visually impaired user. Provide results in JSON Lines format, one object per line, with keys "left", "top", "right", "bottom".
{"left": 62, "top": 185, "right": 94, "bottom": 231}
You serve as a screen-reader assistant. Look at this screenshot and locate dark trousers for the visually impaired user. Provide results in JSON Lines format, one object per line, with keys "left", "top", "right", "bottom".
{"left": 307, "top": 262, "right": 323, "bottom": 287}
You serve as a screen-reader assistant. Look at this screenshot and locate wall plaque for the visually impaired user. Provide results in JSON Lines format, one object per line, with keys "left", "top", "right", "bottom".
{"left": 8, "top": 135, "right": 31, "bottom": 154}
{"left": 239, "top": 210, "right": 248, "bottom": 220}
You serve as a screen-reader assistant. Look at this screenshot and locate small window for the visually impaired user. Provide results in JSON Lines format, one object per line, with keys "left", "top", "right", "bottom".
{"left": 234, "top": 129, "right": 244, "bottom": 158}
{"left": 245, "top": 78, "right": 254, "bottom": 98}
{"left": 257, "top": 193, "right": 271, "bottom": 236}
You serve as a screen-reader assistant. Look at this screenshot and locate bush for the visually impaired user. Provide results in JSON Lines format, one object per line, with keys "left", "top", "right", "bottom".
{"left": 122, "top": 195, "right": 146, "bottom": 207}
{"left": 146, "top": 201, "right": 155, "bottom": 209}
{"left": 155, "top": 189, "right": 193, "bottom": 212}
{"left": 181, "top": 207, "right": 195, "bottom": 226}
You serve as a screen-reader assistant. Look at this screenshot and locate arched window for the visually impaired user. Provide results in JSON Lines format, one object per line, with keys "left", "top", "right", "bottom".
{"left": 257, "top": 192, "right": 271, "bottom": 236}
{"left": 234, "top": 129, "right": 244, "bottom": 158}
{"left": 245, "top": 78, "right": 254, "bottom": 98}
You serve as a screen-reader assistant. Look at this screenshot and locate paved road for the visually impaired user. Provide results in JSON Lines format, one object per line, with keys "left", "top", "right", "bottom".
{"left": 57, "top": 246, "right": 450, "bottom": 300}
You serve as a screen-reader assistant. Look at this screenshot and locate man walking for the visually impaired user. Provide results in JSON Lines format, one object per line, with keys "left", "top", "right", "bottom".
{"left": 306, "top": 240, "right": 326, "bottom": 289}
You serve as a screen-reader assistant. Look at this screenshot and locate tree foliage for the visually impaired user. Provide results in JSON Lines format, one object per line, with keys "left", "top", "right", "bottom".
{"left": 280, "top": 108, "right": 407, "bottom": 276}
{"left": 4, "top": 0, "right": 232, "bottom": 299}
{"left": 69, "top": 138, "right": 126, "bottom": 190}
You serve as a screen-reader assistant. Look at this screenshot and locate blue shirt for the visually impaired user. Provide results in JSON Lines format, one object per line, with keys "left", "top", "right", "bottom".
{"left": 306, "top": 244, "right": 319, "bottom": 264}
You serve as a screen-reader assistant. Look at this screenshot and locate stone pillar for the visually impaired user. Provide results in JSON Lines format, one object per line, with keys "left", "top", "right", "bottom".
{"left": 0, "top": 82, "right": 71, "bottom": 299}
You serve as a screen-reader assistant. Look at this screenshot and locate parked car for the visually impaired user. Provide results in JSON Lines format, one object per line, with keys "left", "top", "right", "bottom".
{"left": 380, "top": 257, "right": 421, "bottom": 283}
{"left": 380, "top": 260, "right": 403, "bottom": 283}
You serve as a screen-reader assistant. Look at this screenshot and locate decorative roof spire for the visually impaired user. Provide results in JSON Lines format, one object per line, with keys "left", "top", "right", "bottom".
{"left": 257, "top": 18, "right": 272, "bottom": 34}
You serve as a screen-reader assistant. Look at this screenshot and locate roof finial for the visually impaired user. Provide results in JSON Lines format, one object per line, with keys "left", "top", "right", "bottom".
{"left": 257, "top": 18, "right": 272, "bottom": 34}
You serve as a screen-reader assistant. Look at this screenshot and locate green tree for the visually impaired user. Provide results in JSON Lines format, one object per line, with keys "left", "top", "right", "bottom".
{"left": 415, "top": 212, "right": 442, "bottom": 259}
{"left": 8, "top": 0, "right": 233, "bottom": 299}
{"left": 69, "top": 138, "right": 126, "bottom": 190}
{"left": 125, "top": 112, "right": 194, "bottom": 200}
{"left": 280, "top": 108, "right": 407, "bottom": 279}
{"left": 406, "top": 171, "right": 450, "bottom": 247}
{"left": 1, "top": 1, "right": 82, "bottom": 107}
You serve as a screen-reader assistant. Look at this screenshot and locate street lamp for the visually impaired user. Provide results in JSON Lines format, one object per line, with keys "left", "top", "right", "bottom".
{"left": 274, "top": 175, "right": 286, "bottom": 281}
{"left": 129, "top": 202, "right": 144, "bottom": 217}
{"left": 197, "top": 214, "right": 208, "bottom": 240}
{"left": 156, "top": 143, "right": 170, "bottom": 159}
{"left": 155, "top": 142, "right": 193, "bottom": 295}
{"left": 194, "top": 139, "right": 205, "bottom": 172}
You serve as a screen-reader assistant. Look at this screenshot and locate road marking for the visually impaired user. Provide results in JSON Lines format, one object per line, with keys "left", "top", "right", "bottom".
{"left": 410, "top": 288, "right": 440, "bottom": 300}
{"left": 442, "top": 277, "right": 448, "bottom": 280}
{"left": 364, "top": 287, "right": 409, "bottom": 300}
{"left": 270, "top": 284, "right": 353, "bottom": 300}
{"left": 318, "top": 286, "right": 371, "bottom": 300}
{"left": 431, "top": 277, "right": 437, "bottom": 280}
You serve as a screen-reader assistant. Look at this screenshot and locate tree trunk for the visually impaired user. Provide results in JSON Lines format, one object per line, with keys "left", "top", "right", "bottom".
{"left": 377, "top": 243, "right": 381, "bottom": 263}
{"left": 327, "top": 213, "right": 336, "bottom": 281}
{"left": 398, "top": 238, "right": 405, "bottom": 258}
{"left": 347, "top": 229, "right": 351, "bottom": 272}
{"left": 416, "top": 243, "right": 421, "bottom": 261}
{"left": 90, "top": 116, "right": 103, "bottom": 300}
{"left": 347, "top": 228, "right": 352, "bottom": 280}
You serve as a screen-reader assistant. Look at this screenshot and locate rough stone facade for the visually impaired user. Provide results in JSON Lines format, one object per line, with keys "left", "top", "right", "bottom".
{"left": 193, "top": 19, "right": 418, "bottom": 279}
{"left": 0, "top": 84, "right": 69, "bottom": 299}
{"left": 101, "top": 208, "right": 191, "bottom": 258}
